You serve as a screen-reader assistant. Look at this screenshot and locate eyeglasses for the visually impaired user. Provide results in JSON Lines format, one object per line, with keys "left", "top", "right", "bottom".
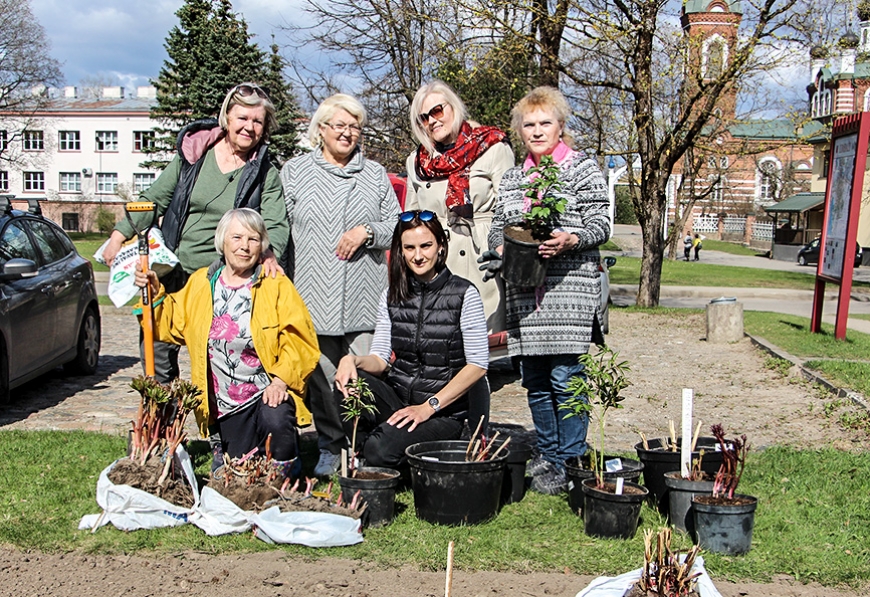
{"left": 232, "top": 83, "right": 267, "bottom": 99}
{"left": 399, "top": 210, "right": 436, "bottom": 223}
{"left": 324, "top": 122, "right": 362, "bottom": 135}
{"left": 417, "top": 104, "right": 445, "bottom": 125}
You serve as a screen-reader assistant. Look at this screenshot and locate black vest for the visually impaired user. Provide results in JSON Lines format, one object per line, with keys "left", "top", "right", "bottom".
{"left": 385, "top": 269, "right": 471, "bottom": 416}
{"left": 161, "top": 119, "right": 269, "bottom": 252}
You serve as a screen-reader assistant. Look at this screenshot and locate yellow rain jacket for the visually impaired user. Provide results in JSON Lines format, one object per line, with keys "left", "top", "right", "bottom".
{"left": 139, "top": 267, "right": 319, "bottom": 436}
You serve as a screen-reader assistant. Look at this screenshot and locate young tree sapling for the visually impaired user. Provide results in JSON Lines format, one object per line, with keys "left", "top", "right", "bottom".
{"left": 341, "top": 376, "right": 378, "bottom": 476}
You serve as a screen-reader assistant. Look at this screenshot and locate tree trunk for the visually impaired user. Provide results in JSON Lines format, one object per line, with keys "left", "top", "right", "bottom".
{"left": 636, "top": 184, "right": 668, "bottom": 308}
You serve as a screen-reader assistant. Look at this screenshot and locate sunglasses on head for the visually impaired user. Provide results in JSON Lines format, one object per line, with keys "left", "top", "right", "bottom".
{"left": 233, "top": 83, "right": 267, "bottom": 99}
{"left": 417, "top": 103, "right": 445, "bottom": 125}
{"left": 399, "top": 210, "right": 436, "bottom": 223}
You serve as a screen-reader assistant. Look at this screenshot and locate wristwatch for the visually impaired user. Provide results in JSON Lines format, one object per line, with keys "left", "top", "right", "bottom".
{"left": 363, "top": 223, "right": 374, "bottom": 247}
{"left": 428, "top": 396, "right": 441, "bottom": 412}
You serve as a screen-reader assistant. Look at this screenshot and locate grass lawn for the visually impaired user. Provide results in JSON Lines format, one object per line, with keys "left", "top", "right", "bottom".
{"left": 71, "top": 233, "right": 109, "bottom": 272}
{"left": 698, "top": 239, "right": 766, "bottom": 256}
{"left": 0, "top": 429, "right": 868, "bottom": 588}
{"left": 608, "top": 256, "right": 821, "bottom": 290}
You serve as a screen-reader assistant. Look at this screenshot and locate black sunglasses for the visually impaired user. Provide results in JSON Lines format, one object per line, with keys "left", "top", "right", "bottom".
{"left": 233, "top": 83, "right": 267, "bottom": 99}
{"left": 399, "top": 210, "right": 436, "bottom": 223}
{"left": 417, "top": 104, "right": 445, "bottom": 125}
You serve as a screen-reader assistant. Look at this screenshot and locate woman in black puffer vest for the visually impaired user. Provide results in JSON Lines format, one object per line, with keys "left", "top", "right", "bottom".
{"left": 333, "top": 211, "right": 489, "bottom": 468}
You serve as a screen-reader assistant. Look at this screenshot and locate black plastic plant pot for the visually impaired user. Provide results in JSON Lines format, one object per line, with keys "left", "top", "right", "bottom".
{"left": 406, "top": 440, "right": 507, "bottom": 526}
{"left": 497, "top": 439, "right": 532, "bottom": 505}
{"left": 581, "top": 478, "right": 649, "bottom": 540}
{"left": 692, "top": 494, "right": 758, "bottom": 555}
{"left": 502, "top": 228, "right": 548, "bottom": 287}
{"left": 663, "top": 471, "right": 715, "bottom": 537}
{"left": 338, "top": 466, "right": 401, "bottom": 528}
{"left": 634, "top": 436, "right": 725, "bottom": 512}
{"left": 565, "top": 455, "right": 643, "bottom": 517}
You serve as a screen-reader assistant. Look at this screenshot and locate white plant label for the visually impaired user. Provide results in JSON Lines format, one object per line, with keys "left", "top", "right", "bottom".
{"left": 681, "top": 389, "right": 693, "bottom": 477}
{"left": 605, "top": 458, "right": 624, "bottom": 472}
{"left": 615, "top": 477, "right": 624, "bottom": 495}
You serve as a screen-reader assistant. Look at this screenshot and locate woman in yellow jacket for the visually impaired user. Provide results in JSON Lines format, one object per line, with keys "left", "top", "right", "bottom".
{"left": 136, "top": 208, "right": 319, "bottom": 474}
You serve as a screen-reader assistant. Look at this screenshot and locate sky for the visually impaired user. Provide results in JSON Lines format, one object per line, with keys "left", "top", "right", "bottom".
{"left": 31, "top": 0, "right": 308, "bottom": 92}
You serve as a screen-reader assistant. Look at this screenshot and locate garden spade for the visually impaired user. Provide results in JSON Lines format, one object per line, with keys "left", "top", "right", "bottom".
{"left": 125, "top": 201, "right": 158, "bottom": 376}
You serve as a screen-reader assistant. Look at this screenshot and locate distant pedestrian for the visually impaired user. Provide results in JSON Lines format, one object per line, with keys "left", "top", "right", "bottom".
{"left": 683, "top": 233, "right": 692, "bottom": 261}
{"left": 692, "top": 233, "right": 703, "bottom": 261}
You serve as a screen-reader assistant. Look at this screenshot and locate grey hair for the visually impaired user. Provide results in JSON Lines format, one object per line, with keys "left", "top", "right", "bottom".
{"left": 214, "top": 208, "right": 271, "bottom": 256}
{"left": 409, "top": 80, "right": 468, "bottom": 155}
{"left": 510, "top": 86, "right": 575, "bottom": 148}
{"left": 218, "top": 83, "right": 278, "bottom": 140}
{"left": 307, "top": 93, "right": 367, "bottom": 147}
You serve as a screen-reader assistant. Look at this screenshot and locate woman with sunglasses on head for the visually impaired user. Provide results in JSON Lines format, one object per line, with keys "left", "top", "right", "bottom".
{"left": 281, "top": 94, "right": 400, "bottom": 477}
{"left": 102, "top": 83, "right": 289, "bottom": 378}
{"left": 486, "top": 86, "right": 610, "bottom": 496}
{"left": 332, "top": 211, "right": 488, "bottom": 469}
{"left": 405, "top": 81, "right": 514, "bottom": 333}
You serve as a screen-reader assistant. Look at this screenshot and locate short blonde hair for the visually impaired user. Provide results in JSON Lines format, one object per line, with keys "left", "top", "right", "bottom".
{"left": 214, "top": 208, "right": 271, "bottom": 256}
{"left": 409, "top": 81, "right": 468, "bottom": 154}
{"left": 308, "top": 94, "right": 367, "bottom": 147}
{"left": 510, "top": 86, "right": 574, "bottom": 147}
{"left": 218, "top": 83, "right": 278, "bottom": 140}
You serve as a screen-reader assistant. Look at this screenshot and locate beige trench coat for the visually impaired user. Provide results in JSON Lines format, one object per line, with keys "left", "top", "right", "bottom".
{"left": 404, "top": 141, "right": 515, "bottom": 333}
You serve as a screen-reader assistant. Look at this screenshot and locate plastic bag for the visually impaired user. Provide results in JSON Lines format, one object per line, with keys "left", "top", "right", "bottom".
{"left": 188, "top": 487, "right": 251, "bottom": 536}
{"left": 575, "top": 555, "right": 721, "bottom": 597}
{"left": 78, "top": 446, "right": 199, "bottom": 532}
{"left": 94, "top": 229, "right": 179, "bottom": 308}
{"left": 250, "top": 507, "right": 363, "bottom": 547}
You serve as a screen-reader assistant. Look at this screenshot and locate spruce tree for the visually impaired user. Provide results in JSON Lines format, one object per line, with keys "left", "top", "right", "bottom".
{"left": 144, "top": 0, "right": 267, "bottom": 169}
{"left": 261, "top": 38, "right": 304, "bottom": 166}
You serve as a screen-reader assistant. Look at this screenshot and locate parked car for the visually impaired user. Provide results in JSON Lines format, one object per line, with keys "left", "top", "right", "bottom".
{"left": 796, "top": 238, "right": 862, "bottom": 268}
{"left": 0, "top": 197, "right": 100, "bottom": 402}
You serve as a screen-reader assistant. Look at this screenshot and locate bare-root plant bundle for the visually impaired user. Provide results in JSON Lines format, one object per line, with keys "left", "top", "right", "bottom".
{"left": 626, "top": 527, "right": 701, "bottom": 597}
{"left": 108, "top": 376, "right": 203, "bottom": 506}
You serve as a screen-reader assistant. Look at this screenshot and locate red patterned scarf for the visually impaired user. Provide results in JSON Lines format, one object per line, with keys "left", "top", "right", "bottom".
{"left": 415, "top": 121, "right": 507, "bottom": 217}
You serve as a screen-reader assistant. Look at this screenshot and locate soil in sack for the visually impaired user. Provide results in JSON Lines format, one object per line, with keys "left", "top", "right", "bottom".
{"left": 208, "top": 466, "right": 285, "bottom": 510}
{"left": 108, "top": 455, "right": 194, "bottom": 508}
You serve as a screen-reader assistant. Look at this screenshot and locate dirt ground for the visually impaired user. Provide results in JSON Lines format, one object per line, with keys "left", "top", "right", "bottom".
{"left": 2, "top": 309, "right": 869, "bottom": 597}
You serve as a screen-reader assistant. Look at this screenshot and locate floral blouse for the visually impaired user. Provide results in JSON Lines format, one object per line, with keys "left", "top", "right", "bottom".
{"left": 208, "top": 274, "right": 271, "bottom": 418}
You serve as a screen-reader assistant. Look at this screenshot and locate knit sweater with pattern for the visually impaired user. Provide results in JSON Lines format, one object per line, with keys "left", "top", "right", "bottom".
{"left": 488, "top": 150, "right": 610, "bottom": 356}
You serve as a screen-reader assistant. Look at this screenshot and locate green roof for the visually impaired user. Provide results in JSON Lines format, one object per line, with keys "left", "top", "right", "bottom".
{"left": 763, "top": 192, "right": 825, "bottom": 214}
{"left": 683, "top": 0, "right": 743, "bottom": 15}
{"left": 728, "top": 119, "right": 823, "bottom": 140}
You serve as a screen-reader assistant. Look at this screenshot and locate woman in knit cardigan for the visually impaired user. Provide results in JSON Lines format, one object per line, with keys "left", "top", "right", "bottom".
{"left": 486, "top": 87, "right": 610, "bottom": 496}
{"left": 281, "top": 94, "right": 400, "bottom": 477}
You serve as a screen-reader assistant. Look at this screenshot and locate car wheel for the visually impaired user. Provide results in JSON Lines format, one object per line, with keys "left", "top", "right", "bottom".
{"left": 0, "top": 340, "right": 8, "bottom": 404}
{"left": 64, "top": 307, "right": 100, "bottom": 375}
{"left": 798, "top": 255, "right": 807, "bottom": 266}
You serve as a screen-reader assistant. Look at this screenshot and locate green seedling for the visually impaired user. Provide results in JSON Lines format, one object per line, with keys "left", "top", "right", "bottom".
{"left": 341, "top": 376, "right": 378, "bottom": 476}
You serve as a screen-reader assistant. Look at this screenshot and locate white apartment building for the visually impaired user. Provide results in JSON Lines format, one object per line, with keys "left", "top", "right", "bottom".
{"left": 0, "top": 86, "right": 162, "bottom": 232}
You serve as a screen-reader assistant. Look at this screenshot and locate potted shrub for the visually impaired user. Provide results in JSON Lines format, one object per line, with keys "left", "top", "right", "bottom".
{"left": 338, "top": 377, "right": 400, "bottom": 527}
{"left": 691, "top": 424, "right": 757, "bottom": 555}
{"left": 108, "top": 376, "right": 202, "bottom": 507}
{"left": 561, "top": 347, "right": 648, "bottom": 539}
{"left": 502, "top": 154, "right": 566, "bottom": 286}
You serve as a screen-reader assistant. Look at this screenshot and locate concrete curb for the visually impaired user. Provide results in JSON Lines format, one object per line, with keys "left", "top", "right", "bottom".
{"left": 747, "top": 333, "right": 870, "bottom": 412}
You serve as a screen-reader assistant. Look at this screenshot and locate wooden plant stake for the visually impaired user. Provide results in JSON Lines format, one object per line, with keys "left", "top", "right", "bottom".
{"left": 445, "top": 541, "right": 455, "bottom": 597}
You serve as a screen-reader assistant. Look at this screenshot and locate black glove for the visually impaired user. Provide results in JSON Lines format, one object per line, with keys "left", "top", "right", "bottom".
{"left": 477, "top": 250, "right": 503, "bottom": 282}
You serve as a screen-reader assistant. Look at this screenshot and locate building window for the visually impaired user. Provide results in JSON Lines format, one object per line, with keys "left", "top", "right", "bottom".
{"left": 95, "top": 131, "right": 118, "bottom": 152}
{"left": 60, "top": 172, "right": 82, "bottom": 193}
{"left": 59, "top": 131, "right": 81, "bottom": 151}
{"left": 133, "top": 173, "right": 156, "bottom": 193}
{"left": 61, "top": 213, "right": 80, "bottom": 232}
{"left": 24, "top": 172, "right": 45, "bottom": 191}
{"left": 707, "top": 156, "right": 717, "bottom": 168}
{"left": 703, "top": 35, "right": 728, "bottom": 80}
{"left": 0, "top": 131, "right": 7, "bottom": 151}
{"left": 720, "top": 156, "right": 729, "bottom": 168}
{"left": 96, "top": 172, "right": 118, "bottom": 194}
{"left": 0, "top": 171, "right": 7, "bottom": 191}
{"left": 708, "top": 175, "right": 724, "bottom": 205}
{"left": 759, "top": 160, "right": 779, "bottom": 202}
{"left": 134, "top": 131, "right": 155, "bottom": 152}
{"left": 23, "top": 131, "right": 44, "bottom": 151}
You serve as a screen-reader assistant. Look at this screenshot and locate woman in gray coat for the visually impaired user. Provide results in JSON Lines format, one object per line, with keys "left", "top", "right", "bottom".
{"left": 281, "top": 94, "right": 400, "bottom": 476}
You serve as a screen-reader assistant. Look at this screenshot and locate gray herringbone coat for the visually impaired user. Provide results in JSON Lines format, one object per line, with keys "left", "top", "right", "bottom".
{"left": 282, "top": 148, "right": 400, "bottom": 335}
{"left": 488, "top": 151, "right": 610, "bottom": 356}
